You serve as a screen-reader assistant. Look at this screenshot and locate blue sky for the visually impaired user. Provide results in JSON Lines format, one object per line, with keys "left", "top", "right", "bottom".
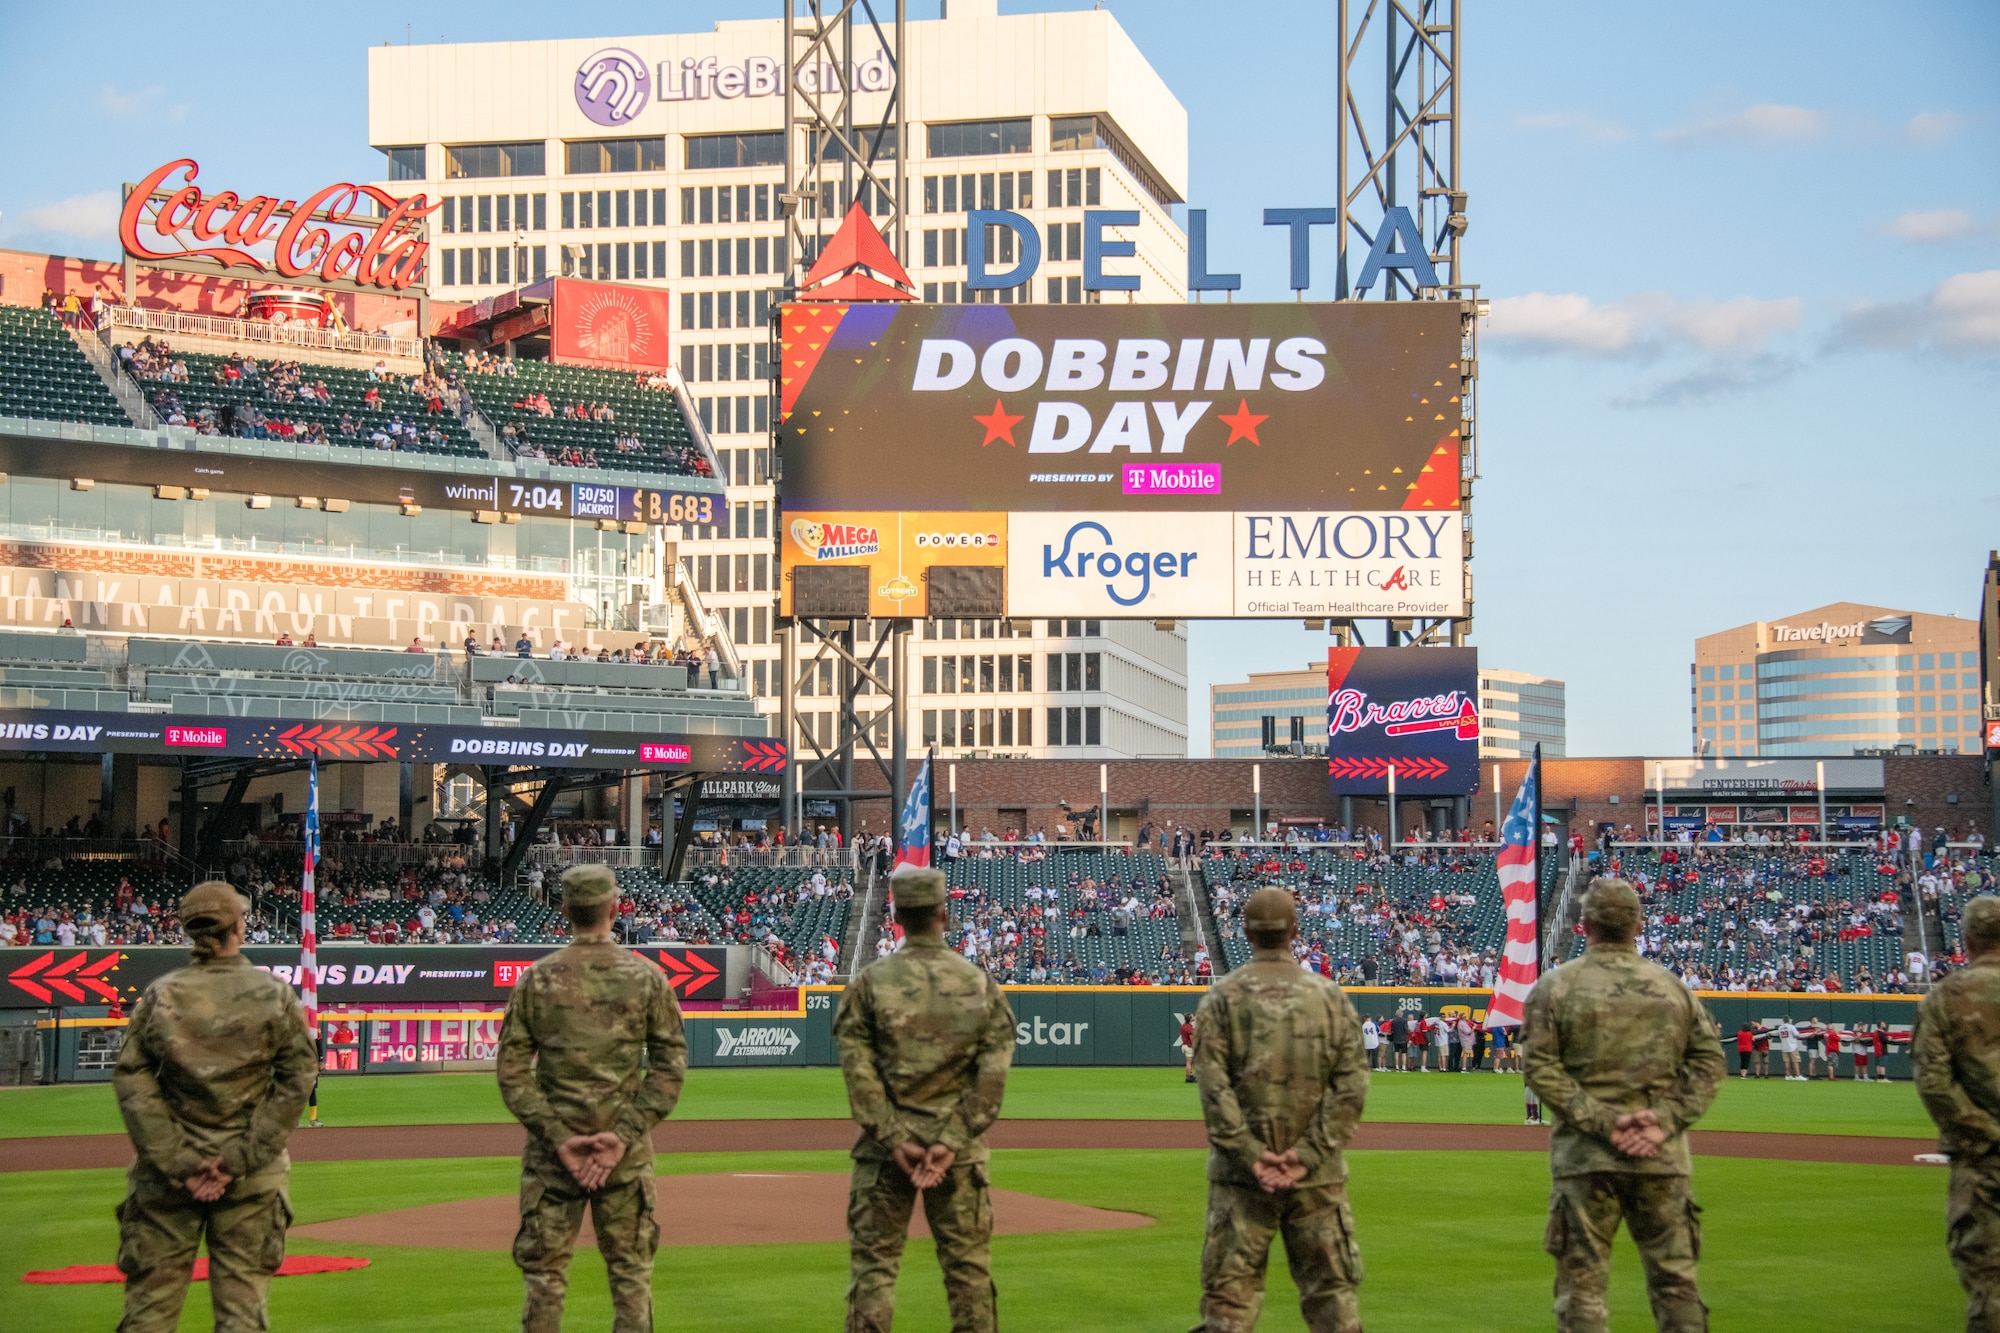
{"left": 1, "top": 1, "right": 1994, "bottom": 756}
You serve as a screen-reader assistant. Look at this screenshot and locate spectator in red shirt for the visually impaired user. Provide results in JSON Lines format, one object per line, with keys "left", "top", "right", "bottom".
{"left": 1735, "top": 1025, "right": 1755, "bottom": 1078}
{"left": 1180, "top": 1017, "right": 1197, "bottom": 1083}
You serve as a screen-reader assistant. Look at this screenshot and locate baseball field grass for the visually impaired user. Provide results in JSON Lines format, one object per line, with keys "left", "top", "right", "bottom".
{"left": 0, "top": 1066, "right": 1938, "bottom": 1139}
{"left": 0, "top": 1147, "right": 1955, "bottom": 1331}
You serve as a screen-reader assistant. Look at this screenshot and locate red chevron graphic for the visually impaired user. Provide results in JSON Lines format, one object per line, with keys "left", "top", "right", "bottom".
{"left": 737, "top": 741, "right": 787, "bottom": 773}
{"left": 652, "top": 948, "right": 722, "bottom": 998}
{"left": 1325, "top": 755, "right": 1450, "bottom": 780}
{"left": 10, "top": 951, "right": 124, "bottom": 1003}
{"left": 275, "top": 725, "right": 400, "bottom": 759}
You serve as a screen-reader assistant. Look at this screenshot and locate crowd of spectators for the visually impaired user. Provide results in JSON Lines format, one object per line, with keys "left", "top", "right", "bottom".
{"left": 1206, "top": 843, "right": 1500, "bottom": 988}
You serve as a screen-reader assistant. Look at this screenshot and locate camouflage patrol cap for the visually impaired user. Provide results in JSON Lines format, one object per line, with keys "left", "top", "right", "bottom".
{"left": 1581, "top": 878, "right": 1642, "bottom": 937}
{"left": 180, "top": 880, "right": 247, "bottom": 931}
{"left": 1243, "top": 886, "right": 1297, "bottom": 932}
{"left": 1964, "top": 894, "right": 2000, "bottom": 952}
{"left": 890, "top": 863, "right": 946, "bottom": 908}
{"left": 560, "top": 864, "right": 619, "bottom": 910}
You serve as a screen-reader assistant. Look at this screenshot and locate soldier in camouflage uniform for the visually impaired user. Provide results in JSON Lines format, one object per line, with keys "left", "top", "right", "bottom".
{"left": 496, "top": 864, "right": 687, "bottom": 1333}
{"left": 833, "top": 863, "right": 1016, "bottom": 1333}
{"left": 1191, "top": 885, "right": 1370, "bottom": 1333}
{"left": 1523, "top": 878, "right": 1727, "bottom": 1333}
{"left": 1914, "top": 894, "right": 2000, "bottom": 1331}
{"left": 111, "top": 880, "right": 318, "bottom": 1333}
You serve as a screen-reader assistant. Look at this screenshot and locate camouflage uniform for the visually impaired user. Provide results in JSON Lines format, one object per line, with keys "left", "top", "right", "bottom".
{"left": 833, "top": 865, "right": 1016, "bottom": 1333}
{"left": 1523, "top": 880, "right": 1726, "bottom": 1333}
{"left": 111, "top": 884, "right": 317, "bottom": 1333}
{"left": 496, "top": 866, "right": 687, "bottom": 1333}
{"left": 1912, "top": 899, "right": 2000, "bottom": 1332}
{"left": 1191, "top": 887, "right": 1370, "bottom": 1333}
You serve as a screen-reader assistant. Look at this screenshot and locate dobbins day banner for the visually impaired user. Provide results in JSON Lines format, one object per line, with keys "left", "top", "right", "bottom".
{"left": 778, "top": 302, "right": 1465, "bottom": 514}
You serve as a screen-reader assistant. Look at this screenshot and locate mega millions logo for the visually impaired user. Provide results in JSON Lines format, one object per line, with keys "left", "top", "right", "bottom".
{"left": 576, "top": 48, "right": 650, "bottom": 126}
{"left": 573, "top": 290, "right": 652, "bottom": 365}
{"left": 790, "top": 518, "right": 880, "bottom": 561}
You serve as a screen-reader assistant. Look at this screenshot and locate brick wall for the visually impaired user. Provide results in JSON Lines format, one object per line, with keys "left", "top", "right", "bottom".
{"left": 856, "top": 753, "right": 1993, "bottom": 843}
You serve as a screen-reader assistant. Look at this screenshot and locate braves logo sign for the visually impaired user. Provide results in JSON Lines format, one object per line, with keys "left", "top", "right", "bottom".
{"left": 119, "top": 159, "right": 436, "bottom": 292}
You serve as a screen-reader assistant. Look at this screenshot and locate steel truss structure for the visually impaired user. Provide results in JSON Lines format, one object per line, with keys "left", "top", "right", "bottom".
{"left": 1334, "top": 0, "right": 1478, "bottom": 650}
{"left": 775, "top": 2, "right": 911, "bottom": 841}
{"left": 778, "top": 618, "right": 908, "bottom": 845}
{"left": 781, "top": 0, "right": 909, "bottom": 274}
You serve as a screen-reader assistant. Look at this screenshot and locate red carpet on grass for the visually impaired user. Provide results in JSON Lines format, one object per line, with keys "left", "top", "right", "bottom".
{"left": 23, "top": 1255, "right": 369, "bottom": 1284}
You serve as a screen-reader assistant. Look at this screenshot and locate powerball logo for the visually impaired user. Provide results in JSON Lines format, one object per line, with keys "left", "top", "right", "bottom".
{"left": 791, "top": 518, "right": 879, "bottom": 561}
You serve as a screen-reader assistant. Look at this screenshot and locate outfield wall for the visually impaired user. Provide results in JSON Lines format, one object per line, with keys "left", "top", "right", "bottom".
{"left": 10, "top": 950, "right": 1925, "bottom": 1080}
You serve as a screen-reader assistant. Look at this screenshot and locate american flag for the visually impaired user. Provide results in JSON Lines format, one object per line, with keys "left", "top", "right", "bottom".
{"left": 299, "top": 757, "right": 320, "bottom": 1038}
{"left": 1485, "top": 744, "right": 1541, "bottom": 1029}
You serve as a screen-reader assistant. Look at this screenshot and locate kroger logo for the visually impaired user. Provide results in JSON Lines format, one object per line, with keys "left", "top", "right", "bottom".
{"left": 576, "top": 48, "right": 650, "bottom": 127}
{"left": 1040, "top": 520, "right": 1200, "bottom": 607}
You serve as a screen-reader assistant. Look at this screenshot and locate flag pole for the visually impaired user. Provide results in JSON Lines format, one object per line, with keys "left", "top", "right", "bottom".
{"left": 301, "top": 751, "right": 322, "bottom": 1127}
{"left": 1526, "top": 742, "right": 1543, "bottom": 1125}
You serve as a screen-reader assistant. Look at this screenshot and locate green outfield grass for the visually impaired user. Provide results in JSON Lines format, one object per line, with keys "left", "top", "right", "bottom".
{"left": 0, "top": 1067, "right": 1936, "bottom": 1141}
{"left": 0, "top": 1148, "right": 1955, "bottom": 1332}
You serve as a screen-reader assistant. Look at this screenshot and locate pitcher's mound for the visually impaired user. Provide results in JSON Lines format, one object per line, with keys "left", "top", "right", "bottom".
{"left": 293, "top": 1172, "right": 1152, "bottom": 1250}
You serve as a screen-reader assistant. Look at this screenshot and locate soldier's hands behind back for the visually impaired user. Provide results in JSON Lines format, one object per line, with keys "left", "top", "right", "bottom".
{"left": 1612, "top": 1111, "right": 1667, "bottom": 1159}
{"left": 184, "top": 1158, "right": 231, "bottom": 1202}
{"left": 892, "top": 1141, "right": 928, "bottom": 1183}
{"left": 914, "top": 1143, "right": 955, "bottom": 1190}
{"left": 1254, "top": 1150, "right": 1303, "bottom": 1194}
{"left": 558, "top": 1134, "right": 612, "bottom": 1191}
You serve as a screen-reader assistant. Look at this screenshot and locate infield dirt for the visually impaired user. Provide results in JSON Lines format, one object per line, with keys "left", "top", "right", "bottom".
{"left": 0, "top": 1119, "right": 1939, "bottom": 1172}
{"left": 291, "top": 1171, "right": 1153, "bottom": 1249}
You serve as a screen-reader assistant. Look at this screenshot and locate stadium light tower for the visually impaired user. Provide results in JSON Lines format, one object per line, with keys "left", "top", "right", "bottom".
{"left": 1336, "top": 0, "right": 1477, "bottom": 651}
{"left": 776, "top": 1, "right": 910, "bottom": 845}
{"left": 781, "top": 0, "right": 908, "bottom": 275}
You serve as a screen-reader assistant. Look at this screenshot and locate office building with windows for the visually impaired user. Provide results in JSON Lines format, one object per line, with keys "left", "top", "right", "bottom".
{"left": 1210, "top": 665, "right": 1328, "bottom": 759}
{"left": 368, "top": 1, "right": 1191, "bottom": 756}
{"left": 1479, "top": 668, "right": 1566, "bottom": 759}
{"left": 1692, "top": 602, "right": 1980, "bottom": 756}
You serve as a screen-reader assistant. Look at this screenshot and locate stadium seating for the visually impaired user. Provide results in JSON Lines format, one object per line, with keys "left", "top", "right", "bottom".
{"left": 682, "top": 865, "right": 853, "bottom": 966}
{"left": 0, "top": 307, "right": 130, "bottom": 427}
{"left": 0, "top": 630, "right": 127, "bottom": 713}
{"left": 450, "top": 355, "right": 715, "bottom": 478}
{"left": 129, "top": 346, "right": 483, "bottom": 459}
{"left": 475, "top": 656, "right": 764, "bottom": 736}
{"left": 1198, "top": 845, "right": 1552, "bottom": 981}
{"left": 924, "top": 850, "right": 1191, "bottom": 983}
{"left": 135, "top": 640, "right": 479, "bottom": 725}
{"left": 1554, "top": 846, "right": 1938, "bottom": 991}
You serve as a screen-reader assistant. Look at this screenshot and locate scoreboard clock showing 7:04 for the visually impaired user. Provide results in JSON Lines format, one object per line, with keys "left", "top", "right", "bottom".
{"left": 507, "top": 482, "right": 719, "bottom": 527}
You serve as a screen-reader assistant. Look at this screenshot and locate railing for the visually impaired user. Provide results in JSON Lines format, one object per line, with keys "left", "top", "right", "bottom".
{"left": 104, "top": 305, "right": 424, "bottom": 362}
{"left": 682, "top": 845, "right": 857, "bottom": 871}
{"left": 521, "top": 844, "right": 652, "bottom": 869}
{"left": 751, "top": 943, "right": 797, "bottom": 986}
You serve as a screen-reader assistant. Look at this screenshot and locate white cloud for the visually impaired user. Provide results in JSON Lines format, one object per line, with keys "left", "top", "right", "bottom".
{"left": 1881, "top": 209, "right": 1980, "bottom": 243}
{"left": 1485, "top": 291, "right": 1804, "bottom": 357}
{"left": 1613, "top": 354, "right": 1802, "bottom": 409}
{"left": 1835, "top": 270, "right": 2000, "bottom": 354}
{"left": 1659, "top": 103, "right": 1826, "bottom": 147}
{"left": 13, "top": 192, "right": 122, "bottom": 243}
{"left": 1904, "top": 111, "right": 1967, "bottom": 143}
{"left": 1513, "top": 111, "right": 1630, "bottom": 142}
{"left": 95, "top": 84, "right": 187, "bottom": 123}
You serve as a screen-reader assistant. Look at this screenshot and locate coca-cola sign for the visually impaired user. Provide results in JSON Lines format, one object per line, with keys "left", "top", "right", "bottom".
{"left": 118, "top": 158, "right": 435, "bottom": 292}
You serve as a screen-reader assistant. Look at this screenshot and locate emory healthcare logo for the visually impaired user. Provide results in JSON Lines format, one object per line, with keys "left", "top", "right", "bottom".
{"left": 576, "top": 49, "right": 650, "bottom": 127}
{"left": 715, "top": 1026, "right": 802, "bottom": 1058}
